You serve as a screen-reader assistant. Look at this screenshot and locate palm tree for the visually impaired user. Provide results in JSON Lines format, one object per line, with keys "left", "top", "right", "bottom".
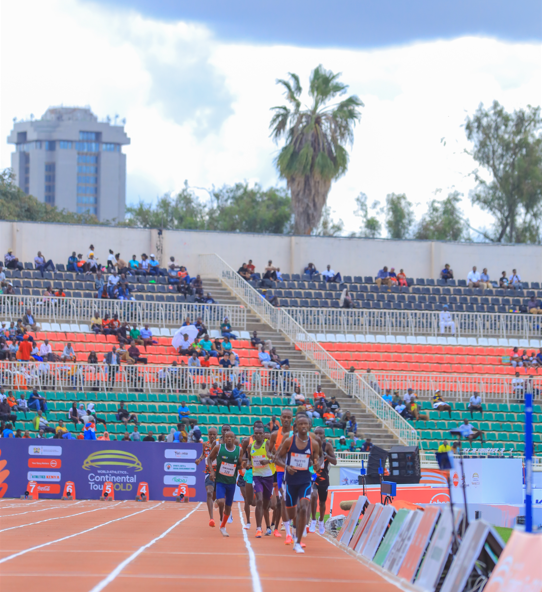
{"left": 270, "top": 65, "right": 363, "bottom": 235}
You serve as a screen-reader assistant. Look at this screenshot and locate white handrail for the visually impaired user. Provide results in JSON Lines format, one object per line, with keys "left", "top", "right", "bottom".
{"left": 285, "top": 307, "right": 542, "bottom": 339}
{"left": 0, "top": 295, "right": 246, "bottom": 329}
{"left": 200, "top": 254, "right": 418, "bottom": 447}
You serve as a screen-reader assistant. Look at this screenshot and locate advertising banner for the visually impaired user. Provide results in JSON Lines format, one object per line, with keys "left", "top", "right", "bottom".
{"left": 0, "top": 439, "right": 205, "bottom": 501}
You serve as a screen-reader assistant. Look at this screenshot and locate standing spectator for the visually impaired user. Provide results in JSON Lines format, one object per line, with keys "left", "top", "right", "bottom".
{"left": 28, "top": 389, "right": 48, "bottom": 412}
{"left": 34, "top": 251, "right": 55, "bottom": 276}
{"left": 467, "top": 266, "right": 482, "bottom": 289}
{"left": 480, "top": 268, "right": 491, "bottom": 289}
{"left": 509, "top": 269, "right": 522, "bottom": 289}
{"left": 5, "top": 249, "right": 23, "bottom": 271}
{"left": 439, "top": 305, "right": 456, "bottom": 335}
{"left": 17, "top": 335, "right": 33, "bottom": 361}
{"left": 22, "top": 308, "right": 40, "bottom": 331}
{"left": 95, "top": 271, "right": 106, "bottom": 299}
{"left": 220, "top": 317, "right": 237, "bottom": 340}
{"left": 106, "top": 249, "right": 116, "bottom": 271}
{"left": 340, "top": 288, "right": 353, "bottom": 308}
{"left": 469, "top": 392, "right": 483, "bottom": 417}
{"left": 440, "top": 263, "right": 454, "bottom": 282}
{"left": 105, "top": 347, "right": 119, "bottom": 385}
{"left": 322, "top": 264, "right": 342, "bottom": 283}
{"left": 512, "top": 372, "right": 525, "bottom": 400}
{"left": 432, "top": 389, "right": 452, "bottom": 418}
{"left": 116, "top": 401, "right": 138, "bottom": 426}
{"left": 375, "top": 266, "right": 391, "bottom": 288}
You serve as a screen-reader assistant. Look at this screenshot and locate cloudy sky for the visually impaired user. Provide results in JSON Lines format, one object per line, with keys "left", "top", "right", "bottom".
{"left": 1, "top": 0, "right": 540, "bottom": 234}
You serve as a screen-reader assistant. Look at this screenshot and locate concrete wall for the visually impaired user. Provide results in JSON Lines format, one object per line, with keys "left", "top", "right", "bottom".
{"left": 0, "top": 221, "right": 540, "bottom": 282}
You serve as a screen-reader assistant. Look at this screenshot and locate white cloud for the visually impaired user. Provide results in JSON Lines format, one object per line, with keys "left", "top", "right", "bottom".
{"left": 1, "top": 0, "right": 540, "bottom": 234}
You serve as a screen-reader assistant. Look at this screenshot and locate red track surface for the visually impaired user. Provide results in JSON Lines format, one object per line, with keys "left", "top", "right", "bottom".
{"left": 0, "top": 499, "right": 403, "bottom": 592}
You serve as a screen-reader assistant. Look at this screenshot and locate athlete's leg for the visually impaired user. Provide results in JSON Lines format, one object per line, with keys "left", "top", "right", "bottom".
{"left": 310, "top": 486, "right": 318, "bottom": 521}
{"left": 206, "top": 484, "right": 215, "bottom": 524}
{"left": 254, "top": 491, "right": 264, "bottom": 530}
{"left": 296, "top": 498, "right": 309, "bottom": 546}
{"left": 244, "top": 483, "right": 254, "bottom": 527}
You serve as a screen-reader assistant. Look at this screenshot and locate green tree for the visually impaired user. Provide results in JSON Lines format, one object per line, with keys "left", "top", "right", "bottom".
{"left": 353, "top": 192, "right": 382, "bottom": 238}
{"left": 313, "top": 206, "right": 344, "bottom": 236}
{"left": 465, "top": 101, "right": 542, "bottom": 243}
{"left": 0, "top": 168, "right": 99, "bottom": 224}
{"left": 270, "top": 65, "right": 363, "bottom": 235}
{"left": 384, "top": 193, "right": 414, "bottom": 239}
{"left": 415, "top": 191, "right": 468, "bottom": 241}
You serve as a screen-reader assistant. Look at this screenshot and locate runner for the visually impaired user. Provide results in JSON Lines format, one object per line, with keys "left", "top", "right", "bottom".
{"left": 309, "top": 426, "right": 336, "bottom": 534}
{"left": 207, "top": 429, "right": 244, "bottom": 537}
{"left": 276, "top": 412, "right": 321, "bottom": 554}
{"left": 240, "top": 423, "right": 260, "bottom": 531}
{"left": 248, "top": 423, "right": 274, "bottom": 538}
{"left": 214, "top": 423, "right": 240, "bottom": 524}
{"left": 269, "top": 408, "right": 293, "bottom": 539}
{"left": 195, "top": 426, "right": 218, "bottom": 527}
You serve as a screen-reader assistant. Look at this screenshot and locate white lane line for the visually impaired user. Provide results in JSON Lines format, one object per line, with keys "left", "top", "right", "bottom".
{"left": 0, "top": 501, "right": 45, "bottom": 509}
{"left": 0, "top": 501, "right": 84, "bottom": 518}
{"left": 0, "top": 502, "right": 164, "bottom": 564}
{"left": 88, "top": 502, "right": 201, "bottom": 592}
{"left": 238, "top": 502, "right": 263, "bottom": 592}
{"left": 0, "top": 502, "right": 122, "bottom": 533}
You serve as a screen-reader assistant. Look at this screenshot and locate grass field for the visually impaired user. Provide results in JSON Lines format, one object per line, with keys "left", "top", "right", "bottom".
{"left": 494, "top": 526, "right": 513, "bottom": 543}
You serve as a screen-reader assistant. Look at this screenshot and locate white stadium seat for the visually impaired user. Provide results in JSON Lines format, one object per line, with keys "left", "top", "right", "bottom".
{"left": 498, "top": 338, "right": 509, "bottom": 347}
{"left": 355, "top": 334, "right": 366, "bottom": 343}
{"left": 395, "top": 335, "right": 406, "bottom": 344}
{"left": 447, "top": 337, "right": 458, "bottom": 345}
{"left": 240, "top": 331, "right": 251, "bottom": 339}
{"left": 467, "top": 337, "right": 478, "bottom": 346}
{"left": 487, "top": 338, "right": 499, "bottom": 346}
{"left": 345, "top": 334, "right": 356, "bottom": 342}
{"left": 416, "top": 336, "right": 427, "bottom": 344}
{"left": 336, "top": 334, "right": 346, "bottom": 342}
{"left": 406, "top": 336, "right": 417, "bottom": 344}
{"left": 436, "top": 337, "right": 447, "bottom": 345}
{"left": 384, "top": 335, "right": 396, "bottom": 344}
{"left": 457, "top": 338, "right": 468, "bottom": 346}
{"left": 519, "top": 339, "right": 529, "bottom": 348}
{"left": 375, "top": 335, "right": 386, "bottom": 343}
{"left": 365, "top": 335, "right": 376, "bottom": 343}
{"left": 316, "top": 333, "right": 326, "bottom": 342}
{"left": 325, "top": 334, "right": 337, "bottom": 342}
{"left": 427, "top": 336, "right": 437, "bottom": 345}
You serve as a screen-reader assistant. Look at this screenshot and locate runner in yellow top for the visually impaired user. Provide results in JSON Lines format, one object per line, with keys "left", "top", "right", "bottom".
{"left": 248, "top": 422, "right": 274, "bottom": 538}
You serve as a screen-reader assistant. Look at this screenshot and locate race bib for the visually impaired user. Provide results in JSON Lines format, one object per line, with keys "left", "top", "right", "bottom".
{"left": 219, "top": 462, "right": 236, "bottom": 477}
{"left": 290, "top": 453, "right": 309, "bottom": 470}
{"left": 252, "top": 455, "right": 266, "bottom": 468}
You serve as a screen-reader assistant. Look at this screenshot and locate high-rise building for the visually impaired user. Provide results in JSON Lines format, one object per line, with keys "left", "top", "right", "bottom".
{"left": 7, "top": 106, "right": 130, "bottom": 221}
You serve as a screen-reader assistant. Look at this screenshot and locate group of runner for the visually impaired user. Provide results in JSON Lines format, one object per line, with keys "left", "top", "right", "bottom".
{"left": 197, "top": 408, "right": 336, "bottom": 554}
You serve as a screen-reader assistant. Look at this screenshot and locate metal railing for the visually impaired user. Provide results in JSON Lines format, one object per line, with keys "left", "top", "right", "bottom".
{"left": 0, "top": 295, "right": 246, "bottom": 329}
{"left": 200, "top": 254, "right": 418, "bottom": 447}
{"left": 0, "top": 362, "right": 320, "bottom": 396}
{"left": 369, "top": 372, "right": 541, "bottom": 404}
{"left": 285, "top": 308, "right": 542, "bottom": 340}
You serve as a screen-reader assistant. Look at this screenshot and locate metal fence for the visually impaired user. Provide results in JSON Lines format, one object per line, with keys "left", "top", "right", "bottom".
{"left": 0, "top": 362, "right": 320, "bottom": 396}
{"left": 0, "top": 295, "right": 246, "bottom": 329}
{"left": 200, "top": 254, "right": 418, "bottom": 447}
{"left": 369, "top": 372, "right": 541, "bottom": 404}
{"left": 285, "top": 308, "right": 542, "bottom": 340}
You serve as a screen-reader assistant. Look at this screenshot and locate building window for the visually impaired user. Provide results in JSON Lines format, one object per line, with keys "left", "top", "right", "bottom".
{"left": 77, "top": 195, "right": 97, "bottom": 204}
{"left": 77, "top": 165, "right": 97, "bottom": 173}
{"left": 44, "top": 163, "right": 55, "bottom": 205}
{"left": 45, "top": 141, "right": 56, "bottom": 151}
{"left": 77, "top": 154, "right": 98, "bottom": 164}
{"left": 75, "top": 141, "right": 99, "bottom": 152}
{"left": 21, "top": 153, "right": 30, "bottom": 194}
{"left": 79, "top": 131, "right": 98, "bottom": 141}
{"left": 77, "top": 175, "right": 97, "bottom": 185}
{"left": 102, "top": 143, "right": 120, "bottom": 152}
{"left": 60, "top": 141, "right": 72, "bottom": 149}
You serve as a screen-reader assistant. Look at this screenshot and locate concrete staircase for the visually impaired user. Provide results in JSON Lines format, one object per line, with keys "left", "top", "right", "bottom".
{"left": 204, "top": 277, "right": 399, "bottom": 449}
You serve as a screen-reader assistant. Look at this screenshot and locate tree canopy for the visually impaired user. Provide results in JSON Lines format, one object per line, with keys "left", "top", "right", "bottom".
{"left": 270, "top": 65, "right": 363, "bottom": 235}
{"left": 465, "top": 101, "right": 542, "bottom": 243}
{"left": 415, "top": 191, "right": 468, "bottom": 241}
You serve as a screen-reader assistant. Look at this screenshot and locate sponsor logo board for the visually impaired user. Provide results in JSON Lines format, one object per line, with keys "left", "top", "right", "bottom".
{"left": 164, "top": 449, "right": 197, "bottom": 459}
{"left": 27, "top": 471, "right": 61, "bottom": 482}
{"left": 28, "top": 459, "right": 62, "bottom": 469}
{"left": 164, "top": 462, "right": 197, "bottom": 472}
{"left": 163, "top": 475, "right": 196, "bottom": 486}
{"left": 28, "top": 446, "right": 62, "bottom": 457}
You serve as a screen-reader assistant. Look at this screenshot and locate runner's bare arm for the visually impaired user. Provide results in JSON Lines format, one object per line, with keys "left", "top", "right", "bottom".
{"left": 207, "top": 445, "right": 220, "bottom": 479}
{"left": 276, "top": 436, "right": 294, "bottom": 472}
{"left": 325, "top": 441, "right": 337, "bottom": 465}
{"left": 195, "top": 446, "right": 206, "bottom": 465}
{"left": 312, "top": 440, "right": 321, "bottom": 472}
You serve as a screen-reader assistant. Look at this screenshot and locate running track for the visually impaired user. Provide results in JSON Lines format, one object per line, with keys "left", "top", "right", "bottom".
{"left": 0, "top": 499, "right": 405, "bottom": 592}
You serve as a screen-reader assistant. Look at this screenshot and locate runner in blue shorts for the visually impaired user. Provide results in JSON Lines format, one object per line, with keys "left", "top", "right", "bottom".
{"left": 276, "top": 413, "right": 321, "bottom": 554}
{"left": 269, "top": 409, "right": 293, "bottom": 538}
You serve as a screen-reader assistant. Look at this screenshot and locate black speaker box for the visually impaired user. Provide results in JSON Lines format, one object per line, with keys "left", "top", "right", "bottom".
{"left": 387, "top": 445, "right": 421, "bottom": 484}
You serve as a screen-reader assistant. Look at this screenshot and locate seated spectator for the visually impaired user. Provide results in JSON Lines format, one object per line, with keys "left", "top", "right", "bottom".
{"left": 5, "top": 248, "right": 23, "bottom": 271}
{"left": 32, "top": 410, "right": 55, "bottom": 434}
{"left": 313, "top": 385, "right": 326, "bottom": 402}
{"left": 409, "top": 396, "right": 428, "bottom": 421}
{"left": 86, "top": 252, "right": 99, "bottom": 274}
{"left": 178, "top": 401, "right": 191, "bottom": 422}
{"left": 128, "top": 254, "right": 140, "bottom": 275}
{"left": 167, "top": 259, "right": 179, "bottom": 283}
{"left": 221, "top": 336, "right": 233, "bottom": 356}
{"left": 9, "top": 391, "right": 27, "bottom": 417}
{"left": 194, "top": 317, "right": 207, "bottom": 338}
{"left": 270, "top": 347, "right": 289, "bottom": 368}
{"left": 439, "top": 305, "right": 455, "bottom": 335}
{"left": 219, "top": 352, "right": 234, "bottom": 369}
{"left": 34, "top": 251, "right": 55, "bottom": 277}
{"left": 199, "top": 334, "right": 217, "bottom": 357}
{"left": 148, "top": 254, "right": 165, "bottom": 276}
{"left": 246, "top": 259, "right": 256, "bottom": 277}
{"left": 345, "top": 416, "right": 358, "bottom": 438}
{"left": 140, "top": 324, "right": 156, "bottom": 348}
{"left": 115, "top": 253, "right": 130, "bottom": 275}
{"left": 469, "top": 392, "right": 483, "bottom": 417}
{"left": 2, "top": 423, "right": 14, "bottom": 438}
{"left": 432, "top": 389, "right": 452, "bottom": 418}
{"left": 340, "top": 288, "right": 353, "bottom": 308}
{"left": 116, "top": 401, "right": 139, "bottom": 426}
{"left": 290, "top": 386, "right": 305, "bottom": 406}
{"left": 509, "top": 269, "right": 522, "bottom": 289}
{"left": 395, "top": 401, "right": 414, "bottom": 420}
{"left": 69, "top": 402, "right": 82, "bottom": 427}
{"left": 467, "top": 266, "right": 483, "bottom": 289}
{"left": 499, "top": 271, "right": 510, "bottom": 289}
{"left": 202, "top": 292, "right": 215, "bottom": 304}
{"left": 61, "top": 343, "right": 76, "bottom": 362}
{"left": 263, "top": 260, "right": 278, "bottom": 282}
{"left": 267, "top": 415, "right": 281, "bottom": 433}
{"left": 75, "top": 253, "right": 86, "bottom": 273}
{"left": 130, "top": 325, "right": 144, "bottom": 345}
{"left": 107, "top": 271, "right": 120, "bottom": 298}
{"left": 328, "top": 396, "right": 342, "bottom": 418}
{"left": 179, "top": 334, "right": 197, "bottom": 356}
{"left": 22, "top": 308, "right": 40, "bottom": 331}
{"left": 510, "top": 347, "right": 523, "bottom": 367}
{"left": 403, "top": 388, "right": 415, "bottom": 405}
{"left": 438, "top": 440, "right": 452, "bottom": 453}
{"left": 396, "top": 268, "right": 408, "bottom": 287}
{"left": 375, "top": 266, "right": 390, "bottom": 288}
{"left": 480, "top": 268, "right": 491, "bottom": 289}
{"left": 67, "top": 251, "right": 79, "bottom": 272}
{"left": 220, "top": 317, "right": 237, "bottom": 340}
{"left": 188, "top": 420, "right": 202, "bottom": 443}
{"left": 138, "top": 253, "right": 150, "bottom": 276}
{"left": 533, "top": 347, "right": 542, "bottom": 368}
{"left": 360, "top": 438, "right": 373, "bottom": 452}
{"left": 382, "top": 389, "right": 393, "bottom": 405}
{"left": 314, "top": 398, "right": 326, "bottom": 418}
{"left": 304, "top": 263, "right": 319, "bottom": 278}
{"left": 440, "top": 263, "right": 454, "bottom": 282}
{"left": 208, "top": 383, "right": 224, "bottom": 407}
{"left": 128, "top": 343, "right": 148, "bottom": 364}
{"left": 322, "top": 264, "right": 342, "bottom": 283}
{"left": 335, "top": 436, "right": 350, "bottom": 451}
{"left": 232, "top": 383, "right": 251, "bottom": 409}
{"left": 251, "top": 331, "right": 263, "bottom": 348}
{"left": 130, "top": 425, "right": 141, "bottom": 441}
{"left": 1, "top": 281, "right": 15, "bottom": 295}
{"left": 527, "top": 296, "right": 542, "bottom": 314}
{"left": 91, "top": 312, "right": 103, "bottom": 333}
{"left": 512, "top": 372, "right": 525, "bottom": 400}
{"left": 28, "top": 389, "right": 48, "bottom": 412}
{"left": 458, "top": 419, "right": 484, "bottom": 445}
{"left": 258, "top": 345, "right": 277, "bottom": 369}
{"left": 0, "top": 399, "right": 17, "bottom": 426}
{"left": 188, "top": 352, "right": 201, "bottom": 369}
{"left": 198, "top": 383, "right": 214, "bottom": 406}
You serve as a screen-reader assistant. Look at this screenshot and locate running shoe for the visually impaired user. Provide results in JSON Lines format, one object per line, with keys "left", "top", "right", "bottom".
{"left": 318, "top": 521, "right": 325, "bottom": 535}
{"left": 244, "top": 522, "right": 251, "bottom": 530}
{"left": 265, "top": 528, "right": 272, "bottom": 536}
{"left": 306, "top": 526, "right": 310, "bottom": 534}
{"left": 293, "top": 543, "right": 305, "bottom": 554}
{"left": 273, "top": 529, "right": 282, "bottom": 538}
{"left": 309, "top": 520, "right": 316, "bottom": 533}
{"left": 209, "top": 519, "right": 216, "bottom": 528}
{"left": 228, "top": 515, "right": 233, "bottom": 524}
{"left": 300, "top": 542, "right": 306, "bottom": 548}
{"left": 220, "top": 527, "right": 229, "bottom": 537}
{"left": 285, "top": 535, "right": 294, "bottom": 545}
{"left": 255, "top": 529, "right": 262, "bottom": 538}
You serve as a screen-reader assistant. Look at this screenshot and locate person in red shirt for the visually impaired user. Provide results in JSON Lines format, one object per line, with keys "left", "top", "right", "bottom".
{"left": 246, "top": 260, "right": 255, "bottom": 275}
{"left": 200, "top": 354, "right": 211, "bottom": 368}
{"left": 17, "top": 335, "right": 33, "bottom": 361}
{"left": 313, "top": 385, "right": 326, "bottom": 401}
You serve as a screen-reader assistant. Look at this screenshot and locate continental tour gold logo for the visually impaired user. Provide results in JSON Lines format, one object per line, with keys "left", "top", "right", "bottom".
{"left": 82, "top": 450, "right": 143, "bottom": 472}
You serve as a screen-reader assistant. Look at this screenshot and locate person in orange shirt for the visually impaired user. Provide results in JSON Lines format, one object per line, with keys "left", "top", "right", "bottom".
{"left": 396, "top": 268, "right": 408, "bottom": 287}
{"left": 17, "top": 335, "right": 33, "bottom": 361}
{"left": 313, "top": 385, "right": 326, "bottom": 401}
